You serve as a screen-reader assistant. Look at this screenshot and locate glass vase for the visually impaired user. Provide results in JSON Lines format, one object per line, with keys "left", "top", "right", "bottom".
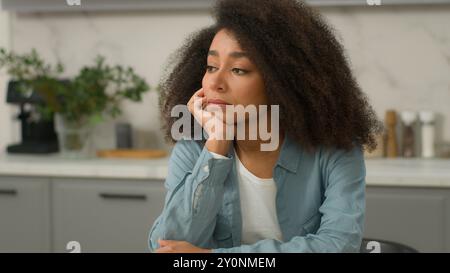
{"left": 55, "top": 114, "right": 93, "bottom": 159}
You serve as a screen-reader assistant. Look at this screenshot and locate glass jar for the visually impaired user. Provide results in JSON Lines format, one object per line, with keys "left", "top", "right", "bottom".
{"left": 54, "top": 114, "right": 93, "bottom": 159}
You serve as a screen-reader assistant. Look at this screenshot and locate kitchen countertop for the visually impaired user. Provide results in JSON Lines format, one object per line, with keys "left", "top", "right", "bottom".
{"left": 365, "top": 158, "right": 450, "bottom": 188}
{"left": 1, "top": 153, "right": 450, "bottom": 188}
{"left": 0, "top": 153, "right": 170, "bottom": 180}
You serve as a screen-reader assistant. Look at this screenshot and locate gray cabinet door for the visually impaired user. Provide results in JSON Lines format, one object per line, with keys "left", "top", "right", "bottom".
{"left": 0, "top": 176, "right": 51, "bottom": 253}
{"left": 52, "top": 178, "right": 165, "bottom": 253}
{"left": 365, "top": 186, "right": 448, "bottom": 252}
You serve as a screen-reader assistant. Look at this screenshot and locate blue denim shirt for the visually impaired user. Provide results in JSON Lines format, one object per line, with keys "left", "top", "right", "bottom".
{"left": 148, "top": 134, "right": 366, "bottom": 253}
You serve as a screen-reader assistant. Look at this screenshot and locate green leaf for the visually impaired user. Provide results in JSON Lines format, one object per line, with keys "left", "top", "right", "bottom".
{"left": 89, "top": 113, "right": 104, "bottom": 125}
{"left": 0, "top": 48, "right": 151, "bottom": 125}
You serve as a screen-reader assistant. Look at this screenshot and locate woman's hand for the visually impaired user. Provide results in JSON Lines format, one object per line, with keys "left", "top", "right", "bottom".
{"left": 155, "top": 239, "right": 212, "bottom": 253}
{"left": 187, "top": 88, "right": 233, "bottom": 155}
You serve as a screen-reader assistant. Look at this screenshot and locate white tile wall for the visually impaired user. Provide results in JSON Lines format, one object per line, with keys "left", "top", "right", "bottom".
{"left": 2, "top": 5, "right": 450, "bottom": 152}
{"left": 0, "top": 11, "right": 12, "bottom": 152}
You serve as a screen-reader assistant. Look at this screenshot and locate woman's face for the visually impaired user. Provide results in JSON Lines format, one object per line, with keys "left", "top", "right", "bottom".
{"left": 202, "top": 29, "right": 268, "bottom": 114}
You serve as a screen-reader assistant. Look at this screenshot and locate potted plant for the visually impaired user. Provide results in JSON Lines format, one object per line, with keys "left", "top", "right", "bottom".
{"left": 0, "top": 48, "right": 150, "bottom": 158}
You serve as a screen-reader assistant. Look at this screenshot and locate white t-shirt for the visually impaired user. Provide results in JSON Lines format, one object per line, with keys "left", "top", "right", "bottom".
{"left": 210, "top": 149, "right": 283, "bottom": 245}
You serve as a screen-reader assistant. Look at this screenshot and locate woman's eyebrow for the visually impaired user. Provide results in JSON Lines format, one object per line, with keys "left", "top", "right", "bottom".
{"left": 208, "top": 50, "right": 249, "bottom": 59}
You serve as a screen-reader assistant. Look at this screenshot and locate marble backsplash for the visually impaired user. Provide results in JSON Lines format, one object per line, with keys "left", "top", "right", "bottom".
{"left": 4, "top": 5, "right": 450, "bottom": 154}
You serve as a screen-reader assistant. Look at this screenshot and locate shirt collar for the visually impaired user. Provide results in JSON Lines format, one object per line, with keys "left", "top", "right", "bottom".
{"left": 276, "top": 134, "right": 301, "bottom": 173}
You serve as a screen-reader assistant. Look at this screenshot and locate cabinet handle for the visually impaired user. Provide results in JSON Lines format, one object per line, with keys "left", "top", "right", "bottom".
{"left": 99, "top": 193, "right": 147, "bottom": 201}
{"left": 0, "top": 189, "right": 18, "bottom": 196}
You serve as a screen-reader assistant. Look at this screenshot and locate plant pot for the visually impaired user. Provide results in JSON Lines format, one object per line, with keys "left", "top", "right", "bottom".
{"left": 54, "top": 114, "right": 93, "bottom": 159}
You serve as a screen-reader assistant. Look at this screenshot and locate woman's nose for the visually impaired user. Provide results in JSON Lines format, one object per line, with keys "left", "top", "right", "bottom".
{"left": 206, "top": 70, "right": 227, "bottom": 93}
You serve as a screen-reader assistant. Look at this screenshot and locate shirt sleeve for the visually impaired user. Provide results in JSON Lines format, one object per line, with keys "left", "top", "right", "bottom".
{"left": 148, "top": 139, "right": 233, "bottom": 252}
{"left": 212, "top": 146, "right": 366, "bottom": 253}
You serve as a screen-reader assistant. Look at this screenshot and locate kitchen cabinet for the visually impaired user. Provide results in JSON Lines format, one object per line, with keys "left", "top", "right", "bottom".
{"left": 365, "top": 186, "right": 450, "bottom": 252}
{"left": 0, "top": 176, "right": 51, "bottom": 253}
{"left": 52, "top": 178, "right": 166, "bottom": 253}
{"left": 0, "top": 174, "right": 166, "bottom": 253}
{"left": 1, "top": 155, "right": 450, "bottom": 252}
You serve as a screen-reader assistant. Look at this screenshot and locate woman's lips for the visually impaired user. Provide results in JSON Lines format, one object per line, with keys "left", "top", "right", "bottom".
{"left": 207, "top": 99, "right": 231, "bottom": 105}
{"left": 206, "top": 99, "right": 231, "bottom": 111}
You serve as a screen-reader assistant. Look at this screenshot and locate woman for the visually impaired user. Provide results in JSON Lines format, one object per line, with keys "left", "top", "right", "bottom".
{"left": 149, "top": 0, "right": 381, "bottom": 253}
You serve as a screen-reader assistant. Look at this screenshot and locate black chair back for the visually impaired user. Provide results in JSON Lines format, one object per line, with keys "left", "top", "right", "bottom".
{"left": 360, "top": 238, "right": 419, "bottom": 253}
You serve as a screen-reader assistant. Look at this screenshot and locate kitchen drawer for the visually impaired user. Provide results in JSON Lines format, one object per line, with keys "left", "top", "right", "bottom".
{"left": 0, "top": 176, "right": 51, "bottom": 252}
{"left": 52, "top": 178, "right": 165, "bottom": 253}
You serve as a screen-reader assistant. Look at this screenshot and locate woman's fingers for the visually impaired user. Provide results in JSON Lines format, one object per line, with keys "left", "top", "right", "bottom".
{"left": 196, "top": 88, "right": 205, "bottom": 97}
{"left": 155, "top": 240, "right": 210, "bottom": 253}
{"left": 188, "top": 88, "right": 211, "bottom": 126}
{"left": 158, "top": 239, "right": 168, "bottom": 246}
{"left": 155, "top": 246, "right": 172, "bottom": 253}
{"left": 188, "top": 88, "right": 206, "bottom": 112}
{"left": 193, "top": 95, "right": 207, "bottom": 111}
{"left": 192, "top": 88, "right": 205, "bottom": 103}
{"left": 156, "top": 239, "right": 175, "bottom": 253}
{"left": 158, "top": 239, "right": 178, "bottom": 246}
{"left": 186, "top": 87, "right": 235, "bottom": 140}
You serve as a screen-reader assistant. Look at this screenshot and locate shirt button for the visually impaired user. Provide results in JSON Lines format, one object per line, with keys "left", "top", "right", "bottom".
{"left": 203, "top": 165, "right": 209, "bottom": 173}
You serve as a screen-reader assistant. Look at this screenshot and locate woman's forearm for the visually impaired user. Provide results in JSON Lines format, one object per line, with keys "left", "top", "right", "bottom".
{"left": 205, "top": 139, "right": 232, "bottom": 156}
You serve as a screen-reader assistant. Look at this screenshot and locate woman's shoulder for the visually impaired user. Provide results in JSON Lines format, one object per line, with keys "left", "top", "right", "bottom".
{"left": 287, "top": 135, "right": 364, "bottom": 168}
{"left": 319, "top": 144, "right": 364, "bottom": 159}
{"left": 316, "top": 144, "right": 365, "bottom": 174}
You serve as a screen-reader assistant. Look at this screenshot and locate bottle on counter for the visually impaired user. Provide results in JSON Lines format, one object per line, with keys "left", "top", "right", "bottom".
{"left": 115, "top": 122, "right": 133, "bottom": 149}
{"left": 419, "top": 111, "right": 436, "bottom": 158}
{"left": 385, "top": 110, "right": 398, "bottom": 158}
{"left": 400, "top": 111, "right": 417, "bottom": 158}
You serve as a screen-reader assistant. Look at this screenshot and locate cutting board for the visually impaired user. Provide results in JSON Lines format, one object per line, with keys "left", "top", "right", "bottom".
{"left": 96, "top": 149, "right": 167, "bottom": 159}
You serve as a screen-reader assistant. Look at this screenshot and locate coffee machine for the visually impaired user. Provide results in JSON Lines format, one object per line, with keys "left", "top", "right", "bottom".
{"left": 6, "top": 80, "right": 59, "bottom": 154}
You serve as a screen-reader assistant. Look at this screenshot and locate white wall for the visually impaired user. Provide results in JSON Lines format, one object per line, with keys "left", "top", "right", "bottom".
{"left": 0, "top": 10, "right": 12, "bottom": 153}
{"left": 9, "top": 10, "right": 214, "bottom": 151}
{"left": 3, "top": 5, "right": 450, "bottom": 152}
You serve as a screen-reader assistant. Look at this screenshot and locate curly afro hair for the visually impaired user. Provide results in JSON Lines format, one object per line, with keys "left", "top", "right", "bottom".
{"left": 159, "top": 0, "right": 382, "bottom": 152}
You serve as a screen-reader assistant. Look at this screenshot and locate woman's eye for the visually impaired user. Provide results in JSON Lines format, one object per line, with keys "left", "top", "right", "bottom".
{"left": 206, "top": 66, "right": 248, "bottom": 75}
{"left": 232, "top": 68, "right": 248, "bottom": 75}
{"left": 206, "top": 65, "right": 217, "bottom": 72}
